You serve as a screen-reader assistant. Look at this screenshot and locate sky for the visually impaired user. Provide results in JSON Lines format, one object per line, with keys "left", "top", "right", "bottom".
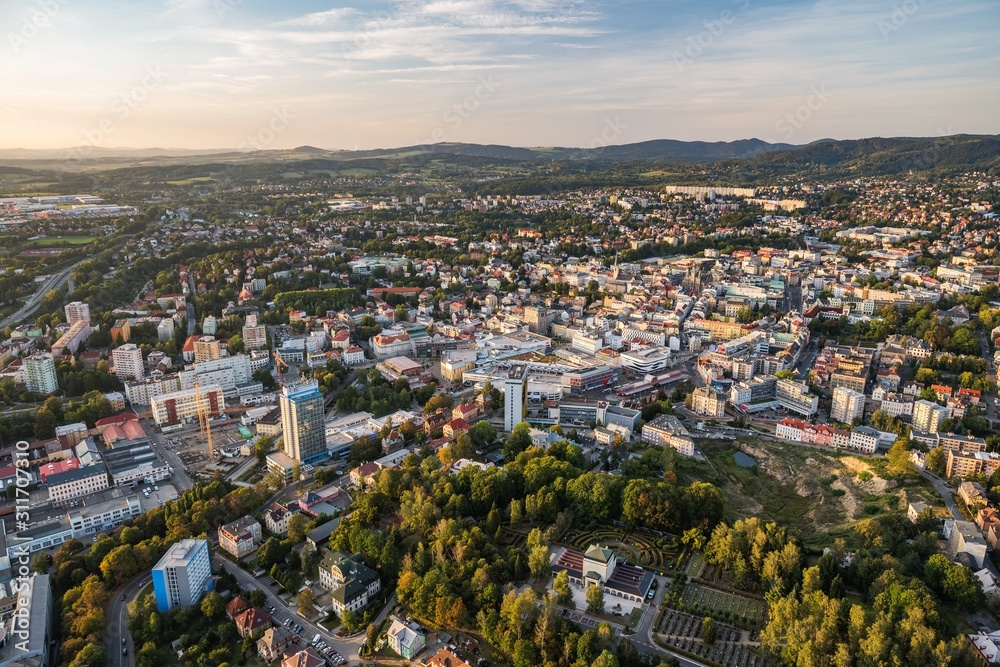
{"left": 1, "top": 0, "right": 997, "bottom": 151}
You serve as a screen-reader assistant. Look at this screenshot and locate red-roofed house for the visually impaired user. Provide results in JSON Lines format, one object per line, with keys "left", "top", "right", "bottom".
{"left": 452, "top": 402, "right": 479, "bottom": 422}
{"left": 343, "top": 346, "right": 366, "bottom": 366}
{"left": 103, "top": 419, "right": 148, "bottom": 447}
{"left": 226, "top": 596, "right": 249, "bottom": 620}
{"left": 94, "top": 414, "right": 138, "bottom": 436}
{"left": 182, "top": 335, "right": 199, "bottom": 362}
{"left": 236, "top": 607, "right": 272, "bottom": 638}
{"left": 330, "top": 329, "right": 351, "bottom": 350}
{"left": 443, "top": 418, "right": 470, "bottom": 439}
{"left": 281, "top": 647, "right": 325, "bottom": 667}
{"left": 39, "top": 458, "right": 81, "bottom": 483}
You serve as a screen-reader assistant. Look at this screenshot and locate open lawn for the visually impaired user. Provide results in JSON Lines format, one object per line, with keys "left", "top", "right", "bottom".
{"left": 24, "top": 235, "right": 96, "bottom": 247}
{"left": 166, "top": 176, "right": 215, "bottom": 185}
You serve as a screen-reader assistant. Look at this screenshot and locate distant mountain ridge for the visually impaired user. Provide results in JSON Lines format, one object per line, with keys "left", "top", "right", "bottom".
{"left": 0, "top": 138, "right": 804, "bottom": 163}
{"left": 0, "top": 135, "right": 997, "bottom": 177}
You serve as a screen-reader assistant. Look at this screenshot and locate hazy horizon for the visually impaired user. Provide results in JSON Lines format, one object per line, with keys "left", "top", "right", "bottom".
{"left": 3, "top": 0, "right": 998, "bottom": 152}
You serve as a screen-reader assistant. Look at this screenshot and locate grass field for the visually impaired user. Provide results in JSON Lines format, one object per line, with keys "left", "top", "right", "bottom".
{"left": 24, "top": 235, "right": 96, "bottom": 247}
{"left": 166, "top": 176, "right": 214, "bottom": 185}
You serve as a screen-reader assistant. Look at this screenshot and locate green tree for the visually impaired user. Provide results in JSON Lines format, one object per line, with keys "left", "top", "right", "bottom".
{"left": 586, "top": 584, "right": 605, "bottom": 615}
{"left": 256, "top": 537, "right": 288, "bottom": 570}
{"left": 227, "top": 333, "right": 244, "bottom": 354}
{"left": 200, "top": 591, "right": 224, "bottom": 619}
{"left": 553, "top": 570, "right": 572, "bottom": 605}
{"left": 701, "top": 616, "right": 716, "bottom": 645}
{"left": 254, "top": 435, "right": 274, "bottom": 463}
{"left": 925, "top": 446, "right": 947, "bottom": 475}
{"left": 287, "top": 514, "right": 309, "bottom": 543}
{"left": 887, "top": 441, "right": 916, "bottom": 476}
{"left": 504, "top": 422, "right": 533, "bottom": 460}
{"left": 529, "top": 544, "right": 551, "bottom": 581}
{"left": 67, "top": 644, "right": 106, "bottom": 667}
{"left": 248, "top": 589, "right": 267, "bottom": 608}
{"left": 297, "top": 587, "right": 316, "bottom": 616}
{"left": 34, "top": 408, "right": 57, "bottom": 439}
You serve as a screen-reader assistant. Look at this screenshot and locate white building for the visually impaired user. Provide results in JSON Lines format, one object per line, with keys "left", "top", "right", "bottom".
{"left": 68, "top": 494, "right": 142, "bottom": 536}
{"left": 370, "top": 331, "right": 413, "bottom": 359}
{"left": 775, "top": 421, "right": 804, "bottom": 442}
{"left": 179, "top": 354, "right": 256, "bottom": 399}
{"left": 150, "top": 384, "right": 224, "bottom": 426}
{"left": 64, "top": 301, "right": 90, "bottom": 325}
{"left": 343, "top": 346, "right": 366, "bottom": 366}
{"left": 112, "top": 343, "right": 145, "bottom": 381}
{"left": 831, "top": 386, "right": 865, "bottom": 423}
{"left": 620, "top": 346, "right": 673, "bottom": 374}
{"left": 243, "top": 323, "right": 267, "bottom": 350}
{"left": 641, "top": 414, "right": 695, "bottom": 457}
{"left": 47, "top": 464, "right": 110, "bottom": 505}
{"left": 24, "top": 353, "right": 58, "bottom": 394}
{"left": 913, "top": 399, "right": 948, "bottom": 434}
{"left": 151, "top": 539, "right": 213, "bottom": 612}
{"left": 319, "top": 551, "right": 381, "bottom": 614}
{"left": 848, "top": 426, "right": 881, "bottom": 454}
{"left": 218, "top": 516, "right": 262, "bottom": 558}
{"left": 157, "top": 318, "right": 175, "bottom": 342}
{"left": 503, "top": 364, "right": 527, "bottom": 432}
{"left": 125, "top": 375, "right": 182, "bottom": 406}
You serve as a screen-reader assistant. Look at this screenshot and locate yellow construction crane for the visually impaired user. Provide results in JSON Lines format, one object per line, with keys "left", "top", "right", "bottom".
{"left": 273, "top": 350, "right": 288, "bottom": 379}
{"left": 194, "top": 381, "right": 214, "bottom": 460}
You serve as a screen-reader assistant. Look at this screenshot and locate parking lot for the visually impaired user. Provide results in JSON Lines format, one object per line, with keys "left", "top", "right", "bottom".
{"left": 137, "top": 482, "right": 178, "bottom": 511}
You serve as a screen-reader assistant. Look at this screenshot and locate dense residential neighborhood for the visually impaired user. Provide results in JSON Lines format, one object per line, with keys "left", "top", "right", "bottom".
{"left": 0, "top": 138, "right": 1000, "bottom": 667}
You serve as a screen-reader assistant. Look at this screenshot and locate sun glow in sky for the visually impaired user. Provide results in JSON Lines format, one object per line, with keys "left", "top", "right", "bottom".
{"left": 2, "top": 0, "right": 997, "bottom": 150}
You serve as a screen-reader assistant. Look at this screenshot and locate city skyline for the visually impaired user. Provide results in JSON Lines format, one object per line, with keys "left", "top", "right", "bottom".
{"left": 1, "top": 0, "right": 997, "bottom": 151}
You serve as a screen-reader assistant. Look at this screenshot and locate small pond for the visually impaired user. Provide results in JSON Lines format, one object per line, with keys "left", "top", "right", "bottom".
{"left": 733, "top": 451, "right": 757, "bottom": 468}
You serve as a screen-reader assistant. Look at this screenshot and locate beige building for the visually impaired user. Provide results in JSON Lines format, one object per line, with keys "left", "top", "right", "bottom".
{"left": 149, "top": 384, "right": 224, "bottom": 426}
{"left": 831, "top": 386, "right": 865, "bottom": 423}
{"left": 946, "top": 450, "right": 1000, "bottom": 479}
{"left": 47, "top": 464, "right": 110, "bottom": 505}
{"left": 193, "top": 336, "right": 222, "bottom": 363}
{"left": 689, "top": 387, "right": 726, "bottom": 418}
{"left": 218, "top": 516, "right": 262, "bottom": 558}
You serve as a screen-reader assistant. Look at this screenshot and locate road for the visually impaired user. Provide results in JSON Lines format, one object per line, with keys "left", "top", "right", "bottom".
{"left": 795, "top": 340, "right": 819, "bottom": 379}
{"left": 975, "top": 328, "right": 998, "bottom": 423}
{"left": 149, "top": 429, "right": 195, "bottom": 492}
{"left": 920, "top": 470, "right": 963, "bottom": 521}
{"left": 628, "top": 582, "right": 711, "bottom": 667}
{"left": 105, "top": 570, "right": 151, "bottom": 667}
{"left": 0, "top": 259, "right": 86, "bottom": 330}
{"left": 215, "top": 553, "right": 395, "bottom": 664}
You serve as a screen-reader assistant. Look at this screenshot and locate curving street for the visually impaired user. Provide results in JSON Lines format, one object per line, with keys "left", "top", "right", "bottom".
{"left": 0, "top": 259, "right": 87, "bottom": 330}
{"left": 105, "top": 571, "right": 152, "bottom": 667}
